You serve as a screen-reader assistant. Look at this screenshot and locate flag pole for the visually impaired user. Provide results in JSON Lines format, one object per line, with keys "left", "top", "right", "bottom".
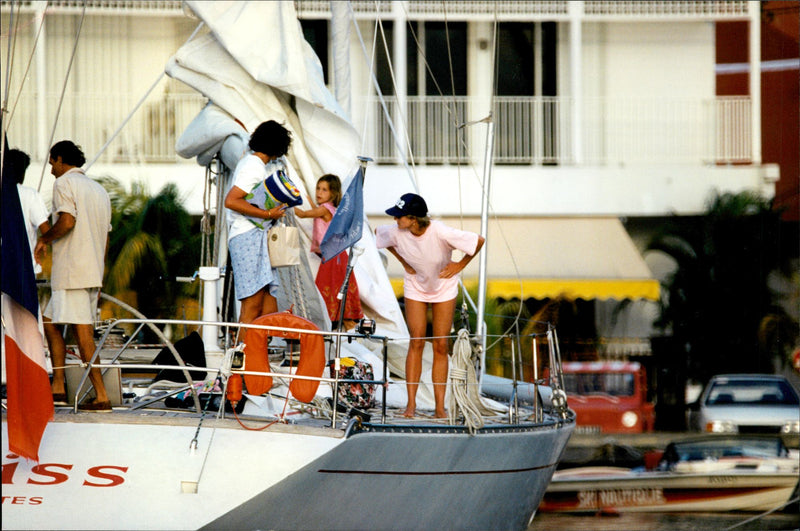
{"left": 331, "top": 156, "right": 371, "bottom": 427}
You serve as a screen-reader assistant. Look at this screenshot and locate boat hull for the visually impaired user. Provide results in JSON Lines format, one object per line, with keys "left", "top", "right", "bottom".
{"left": 540, "top": 467, "right": 799, "bottom": 513}
{"left": 2, "top": 413, "right": 573, "bottom": 530}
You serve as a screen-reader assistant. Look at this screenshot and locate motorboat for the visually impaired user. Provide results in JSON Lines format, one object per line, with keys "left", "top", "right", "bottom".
{"left": 540, "top": 436, "right": 799, "bottom": 513}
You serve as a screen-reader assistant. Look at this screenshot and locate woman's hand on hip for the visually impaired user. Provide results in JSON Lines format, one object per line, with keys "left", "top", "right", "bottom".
{"left": 439, "top": 262, "right": 462, "bottom": 279}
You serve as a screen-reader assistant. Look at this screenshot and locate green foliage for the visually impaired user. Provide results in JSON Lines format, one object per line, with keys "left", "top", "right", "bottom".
{"left": 100, "top": 177, "right": 201, "bottom": 334}
{"left": 647, "top": 191, "right": 788, "bottom": 382}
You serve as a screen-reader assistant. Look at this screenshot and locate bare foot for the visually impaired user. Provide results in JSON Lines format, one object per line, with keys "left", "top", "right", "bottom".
{"left": 434, "top": 409, "right": 447, "bottom": 419}
{"left": 402, "top": 408, "right": 416, "bottom": 418}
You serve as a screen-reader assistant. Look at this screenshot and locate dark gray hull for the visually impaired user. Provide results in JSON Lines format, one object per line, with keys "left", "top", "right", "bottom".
{"left": 203, "top": 420, "right": 574, "bottom": 530}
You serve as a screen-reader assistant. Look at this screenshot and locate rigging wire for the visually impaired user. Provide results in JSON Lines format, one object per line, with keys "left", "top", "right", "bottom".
{"left": 373, "top": 2, "right": 419, "bottom": 186}
{"left": 0, "top": 0, "right": 23, "bottom": 167}
{"left": 357, "top": 8, "right": 380, "bottom": 156}
{"left": 482, "top": 6, "right": 527, "bottom": 353}
{"left": 85, "top": 20, "right": 205, "bottom": 171}
{"left": 440, "top": 1, "right": 464, "bottom": 228}
{"left": 400, "top": 3, "right": 528, "bottom": 351}
{"left": 2, "top": 2, "right": 46, "bottom": 146}
{"left": 36, "top": 0, "right": 86, "bottom": 193}
{"left": 349, "top": 1, "right": 419, "bottom": 191}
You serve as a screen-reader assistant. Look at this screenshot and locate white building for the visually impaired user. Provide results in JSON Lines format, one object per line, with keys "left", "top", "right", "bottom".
{"left": 1, "top": 1, "right": 777, "bottom": 357}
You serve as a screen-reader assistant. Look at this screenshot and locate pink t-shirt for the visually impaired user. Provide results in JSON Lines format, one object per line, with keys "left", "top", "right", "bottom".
{"left": 375, "top": 220, "right": 479, "bottom": 302}
{"left": 311, "top": 202, "right": 336, "bottom": 254}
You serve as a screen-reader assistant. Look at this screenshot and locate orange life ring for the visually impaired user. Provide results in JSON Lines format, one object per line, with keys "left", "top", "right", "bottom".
{"left": 243, "top": 312, "right": 326, "bottom": 402}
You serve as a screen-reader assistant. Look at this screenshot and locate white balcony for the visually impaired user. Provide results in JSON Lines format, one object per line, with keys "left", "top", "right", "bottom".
{"left": 6, "top": 93, "right": 751, "bottom": 168}
{"left": 6, "top": 92, "right": 208, "bottom": 163}
{"left": 365, "top": 95, "right": 752, "bottom": 166}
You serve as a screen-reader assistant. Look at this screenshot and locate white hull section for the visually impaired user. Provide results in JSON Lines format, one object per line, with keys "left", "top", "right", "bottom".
{"left": 2, "top": 418, "right": 342, "bottom": 530}
{"left": 3, "top": 413, "right": 574, "bottom": 530}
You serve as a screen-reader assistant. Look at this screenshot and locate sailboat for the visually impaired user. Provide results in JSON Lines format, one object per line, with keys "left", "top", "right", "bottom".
{"left": 1, "top": 2, "right": 575, "bottom": 530}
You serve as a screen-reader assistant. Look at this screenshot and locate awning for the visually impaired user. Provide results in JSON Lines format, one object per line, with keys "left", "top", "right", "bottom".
{"left": 379, "top": 216, "right": 660, "bottom": 301}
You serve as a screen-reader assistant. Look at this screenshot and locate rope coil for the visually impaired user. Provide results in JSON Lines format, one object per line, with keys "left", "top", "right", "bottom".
{"left": 448, "top": 328, "right": 494, "bottom": 433}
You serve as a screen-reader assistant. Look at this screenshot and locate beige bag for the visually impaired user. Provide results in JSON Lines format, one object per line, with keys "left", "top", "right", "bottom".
{"left": 267, "top": 223, "right": 301, "bottom": 267}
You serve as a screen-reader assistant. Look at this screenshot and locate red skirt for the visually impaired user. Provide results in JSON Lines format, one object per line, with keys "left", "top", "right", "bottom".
{"left": 315, "top": 251, "right": 363, "bottom": 322}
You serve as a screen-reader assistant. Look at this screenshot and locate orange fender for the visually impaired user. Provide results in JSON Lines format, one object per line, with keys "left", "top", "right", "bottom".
{"left": 243, "top": 313, "right": 326, "bottom": 402}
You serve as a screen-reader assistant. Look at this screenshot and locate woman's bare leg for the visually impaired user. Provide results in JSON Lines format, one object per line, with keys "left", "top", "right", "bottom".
{"left": 430, "top": 298, "right": 456, "bottom": 418}
{"left": 238, "top": 290, "right": 265, "bottom": 344}
{"left": 260, "top": 290, "right": 278, "bottom": 316}
{"left": 403, "top": 298, "right": 428, "bottom": 417}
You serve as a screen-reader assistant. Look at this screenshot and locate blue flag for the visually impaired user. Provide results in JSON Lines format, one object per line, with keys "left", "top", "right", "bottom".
{"left": 320, "top": 167, "right": 363, "bottom": 262}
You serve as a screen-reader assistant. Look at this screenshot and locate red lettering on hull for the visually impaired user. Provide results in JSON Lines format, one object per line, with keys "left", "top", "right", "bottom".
{"left": 2, "top": 455, "right": 127, "bottom": 487}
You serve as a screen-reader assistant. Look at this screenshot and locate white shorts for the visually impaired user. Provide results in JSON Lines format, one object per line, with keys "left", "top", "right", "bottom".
{"left": 43, "top": 288, "right": 100, "bottom": 325}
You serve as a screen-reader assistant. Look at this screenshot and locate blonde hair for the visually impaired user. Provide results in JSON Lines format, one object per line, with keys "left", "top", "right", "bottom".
{"left": 410, "top": 215, "right": 430, "bottom": 229}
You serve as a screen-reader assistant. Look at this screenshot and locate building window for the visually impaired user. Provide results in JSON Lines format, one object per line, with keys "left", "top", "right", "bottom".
{"left": 421, "top": 21, "right": 467, "bottom": 96}
{"left": 495, "top": 22, "right": 558, "bottom": 164}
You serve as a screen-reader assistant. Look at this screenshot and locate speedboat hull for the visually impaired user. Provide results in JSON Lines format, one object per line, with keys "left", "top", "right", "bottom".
{"left": 3, "top": 411, "right": 573, "bottom": 530}
{"left": 540, "top": 465, "right": 799, "bottom": 513}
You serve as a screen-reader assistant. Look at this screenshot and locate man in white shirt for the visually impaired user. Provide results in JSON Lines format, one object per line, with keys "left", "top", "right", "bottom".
{"left": 36, "top": 141, "right": 112, "bottom": 412}
{"left": 8, "top": 149, "right": 50, "bottom": 274}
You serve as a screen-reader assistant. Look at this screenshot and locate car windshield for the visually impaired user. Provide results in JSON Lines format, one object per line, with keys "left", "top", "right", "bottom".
{"left": 563, "top": 372, "right": 635, "bottom": 397}
{"left": 661, "top": 437, "right": 788, "bottom": 464}
{"left": 705, "top": 379, "right": 800, "bottom": 406}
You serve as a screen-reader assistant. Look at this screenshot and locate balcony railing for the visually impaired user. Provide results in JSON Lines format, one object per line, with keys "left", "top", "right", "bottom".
{"left": 6, "top": 92, "right": 751, "bottom": 167}
{"left": 6, "top": 92, "right": 208, "bottom": 163}
{"left": 366, "top": 95, "right": 752, "bottom": 166}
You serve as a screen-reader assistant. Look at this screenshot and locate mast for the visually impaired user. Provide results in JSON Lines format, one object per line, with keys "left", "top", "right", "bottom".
{"left": 476, "top": 116, "right": 495, "bottom": 375}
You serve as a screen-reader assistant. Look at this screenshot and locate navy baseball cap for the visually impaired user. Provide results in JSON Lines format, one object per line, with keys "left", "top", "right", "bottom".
{"left": 385, "top": 193, "right": 428, "bottom": 217}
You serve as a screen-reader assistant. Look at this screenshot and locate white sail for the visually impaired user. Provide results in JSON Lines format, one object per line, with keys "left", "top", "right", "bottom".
{"left": 164, "top": 1, "right": 442, "bottom": 404}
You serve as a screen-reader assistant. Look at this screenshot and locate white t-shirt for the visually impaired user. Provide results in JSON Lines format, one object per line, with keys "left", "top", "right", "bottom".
{"left": 226, "top": 154, "right": 285, "bottom": 241}
{"left": 50, "top": 168, "right": 112, "bottom": 290}
{"left": 375, "top": 220, "right": 479, "bottom": 303}
{"left": 18, "top": 183, "right": 50, "bottom": 274}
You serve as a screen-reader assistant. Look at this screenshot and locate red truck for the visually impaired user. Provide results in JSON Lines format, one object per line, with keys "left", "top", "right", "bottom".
{"left": 561, "top": 361, "right": 655, "bottom": 433}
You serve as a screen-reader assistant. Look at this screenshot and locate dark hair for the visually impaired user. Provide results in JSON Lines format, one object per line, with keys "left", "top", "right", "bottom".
{"left": 249, "top": 120, "right": 292, "bottom": 158}
{"left": 318, "top": 174, "right": 342, "bottom": 207}
{"left": 50, "top": 140, "right": 86, "bottom": 167}
{"left": 6, "top": 149, "right": 31, "bottom": 185}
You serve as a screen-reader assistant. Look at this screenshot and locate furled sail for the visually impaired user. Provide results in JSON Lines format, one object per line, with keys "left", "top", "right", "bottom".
{"left": 165, "top": 1, "right": 434, "bottom": 405}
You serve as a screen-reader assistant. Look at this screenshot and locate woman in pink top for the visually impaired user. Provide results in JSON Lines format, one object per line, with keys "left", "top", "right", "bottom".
{"left": 296, "top": 174, "right": 363, "bottom": 328}
{"left": 376, "top": 193, "right": 484, "bottom": 418}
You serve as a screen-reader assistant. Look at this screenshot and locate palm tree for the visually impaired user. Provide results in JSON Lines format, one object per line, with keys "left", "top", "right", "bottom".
{"left": 647, "top": 191, "right": 786, "bottom": 384}
{"left": 100, "top": 177, "right": 202, "bottom": 340}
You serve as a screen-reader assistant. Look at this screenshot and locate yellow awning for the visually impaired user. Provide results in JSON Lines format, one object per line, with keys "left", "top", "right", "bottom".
{"left": 379, "top": 217, "right": 660, "bottom": 301}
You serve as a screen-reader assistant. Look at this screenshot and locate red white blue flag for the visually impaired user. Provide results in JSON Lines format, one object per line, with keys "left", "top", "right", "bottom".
{"left": 320, "top": 167, "right": 364, "bottom": 262}
{"left": 2, "top": 142, "right": 53, "bottom": 461}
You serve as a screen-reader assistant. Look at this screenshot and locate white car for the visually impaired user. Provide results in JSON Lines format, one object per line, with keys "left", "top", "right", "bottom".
{"left": 688, "top": 374, "right": 800, "bottom": 434}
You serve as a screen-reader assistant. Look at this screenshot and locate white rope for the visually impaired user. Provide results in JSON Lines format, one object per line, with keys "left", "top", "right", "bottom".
{"left": 448, "top": 328, "right": 493, "bottom": 433}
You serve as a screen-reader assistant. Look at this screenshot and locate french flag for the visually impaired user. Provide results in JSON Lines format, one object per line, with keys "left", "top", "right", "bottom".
{"left": 2, "top": 141, "right": 54, "bottom": 462}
